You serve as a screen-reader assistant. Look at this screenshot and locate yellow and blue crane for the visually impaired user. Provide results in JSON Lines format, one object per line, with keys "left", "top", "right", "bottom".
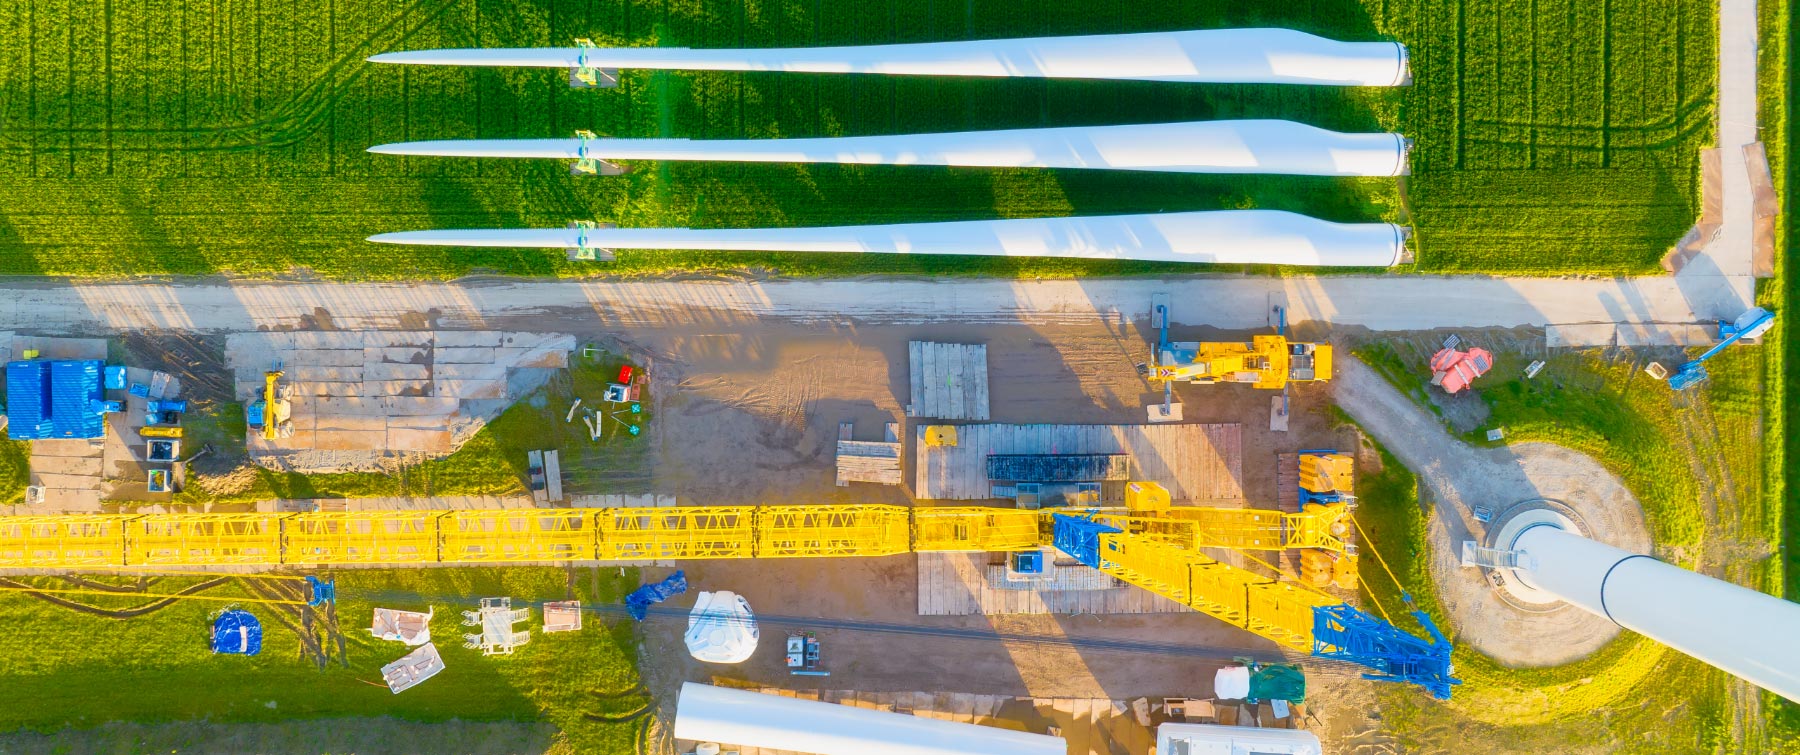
{"left": 0, "top": 477, "right": 1457, "bottom": 698}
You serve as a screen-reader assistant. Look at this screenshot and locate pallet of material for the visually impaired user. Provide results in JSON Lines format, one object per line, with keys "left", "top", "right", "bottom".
{"left": 836, "top": 441, "right": 902, "bottom": 486}
{"left": 986, "top": 454, "right": 1130, "bottom": 483}
{"left": 906, "top": 341, "right": 990, "bottom": 420}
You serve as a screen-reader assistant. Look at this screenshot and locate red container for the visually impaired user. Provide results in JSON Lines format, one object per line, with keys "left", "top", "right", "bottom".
{"left": 617, "top": 365, "right": 635, "bottom": 384}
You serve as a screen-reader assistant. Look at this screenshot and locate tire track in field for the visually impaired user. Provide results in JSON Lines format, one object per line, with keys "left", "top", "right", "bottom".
{"left": 0, "top": 0, "right": 461, "bottom": 155}
{"left": 0, "top": 575, "right": 232, "bottom": 618}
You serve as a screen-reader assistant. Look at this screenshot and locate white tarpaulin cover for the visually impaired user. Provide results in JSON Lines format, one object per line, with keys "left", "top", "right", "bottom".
{"left": 369, "top": 211, "right": 1410, "bottom": 268}
{"left": 1213, "top": 666, "right": 1252, "bottom": 700}
{"left": 380, "top": 643, "right": 445, "bottom": 694}
{"left": 674, "top": 682, "right": 1064, "bottom": 755}
{"left": 369, "top": 120, "right": 1410, "bottom": 177}
{"left": 370, "top": 29, "right": 1409, "bottom": 87}
{"left": 369, "top": 607, "right": 433, "bottom": 646}
{"left": 684, "top": 592, "right": 759, "bottom": 664}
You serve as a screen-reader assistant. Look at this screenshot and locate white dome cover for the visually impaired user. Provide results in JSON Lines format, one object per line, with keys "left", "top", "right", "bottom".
{"left": 685, "top": 591, "right": 759, "bottom": 664}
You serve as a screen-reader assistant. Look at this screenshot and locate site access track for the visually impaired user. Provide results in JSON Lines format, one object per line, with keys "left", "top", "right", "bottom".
{"left": 0, "top": 274, "right": 1743, "bottom": 346}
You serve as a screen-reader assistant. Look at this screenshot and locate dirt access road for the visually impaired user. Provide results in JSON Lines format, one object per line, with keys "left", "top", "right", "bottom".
{"left": 1332, "top": 355, "right": 1653, "bottom": 667}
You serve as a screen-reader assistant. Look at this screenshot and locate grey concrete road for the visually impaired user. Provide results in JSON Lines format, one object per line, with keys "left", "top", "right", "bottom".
{"left": 0, "top": 274, "right": 1728, "bottom": 346}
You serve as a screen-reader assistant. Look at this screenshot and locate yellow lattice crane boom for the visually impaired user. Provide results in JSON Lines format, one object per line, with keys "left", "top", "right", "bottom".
{"left": 0, "top": 456, "right": 1405, "bottom": 693}
{"left": 0, "top": 493, "right": 1457, "bottom": 697}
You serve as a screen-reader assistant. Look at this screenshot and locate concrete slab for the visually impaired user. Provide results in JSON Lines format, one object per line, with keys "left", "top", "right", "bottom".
{"left": 314, "top": 397, "right": 382, "bottom": 416}
{"left": 517, "top": 348, "right": 569, "bottom": 368}
{"left": 433, "top": 379, "right": 507, "bottom": 399}
{"left": 288, "top": 349, "right": 366, "bottom": 367}
{"left": 365, "top": 346, "right": 430, "bottom": 364}
{"left": 30, "top": 472, "right": 103, "bottom": 490}
{"left": 435, "top": 331, "right": 502, "bottom": 348}
{"left": 30, "top": 440, "right": 103, "bottom": 459}
{"left": 500, "top": 332, "right": 578, "bottom": 349}
{"left": 368, "top": 380, "right": 433, "bottom": 396}
{"left": 387, "top": 428, "right": 455, "bottom": 452}
{"left": 365, "top": 362, "right": 431, "bottom": 381}
{"left": 287, "top": 366, "right": 364, "bottom": 382}
{"left": 433, "top": 347, "right": 497, "bottom": 364}
{"left": 248, "top": 430, "right": 316, "bottom": 452}
{"left": 40, "top": 489, "right": 103, "bottom": 511}
{"left": 289, "top": 381, "right": 366, "bottom": 397}
{"left": 1546, "top": 323, "right": 1718, "bottom": 348}
{"left": 266, "top": 332, "right": 368, "bottom": 350}
{"left": 365, "top": 331, "right": 434, "bottom": 348}
{"left": 313, "top": 414, "right": 387, "bottom": 433}
{"left": 314, "top": 429, "right": 386, "bottom": 451}
{"left": 381, "top": 396, "right": 462, "bottom": 416}
{"left": 29, "top": 454, "right": 103, "bottom": 476}
{"left": 432, "top": 363, "right": 508, "bottom": 381}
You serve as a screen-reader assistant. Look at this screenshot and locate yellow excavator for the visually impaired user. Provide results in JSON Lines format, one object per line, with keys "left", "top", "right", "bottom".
{"left": 247, "top": 369, "right": 292, "bottom": 440}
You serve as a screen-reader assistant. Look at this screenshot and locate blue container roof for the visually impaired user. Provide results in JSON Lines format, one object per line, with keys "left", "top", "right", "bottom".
{"left": 5, "top": 360, "right": 106, "bottom": 440}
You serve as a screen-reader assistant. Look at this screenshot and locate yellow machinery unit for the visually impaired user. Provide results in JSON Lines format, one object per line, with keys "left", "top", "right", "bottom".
{"left": 247, "top": 369, "right": 293, "bottom": 441}
{"left": 1124, "top": 481, "right": 1172, "bottom": 514}
{"left": 1296, "top": 450, "right": 1358, "bottom": 587}
{"left": 1300, "top": 452, "right": 1355, "bottom": 497}
{"left": 1152, "top": 335, "right": 1333, "bottom": 390}
{"left": 923, "top": 425, "right": 958, "bottom": 447}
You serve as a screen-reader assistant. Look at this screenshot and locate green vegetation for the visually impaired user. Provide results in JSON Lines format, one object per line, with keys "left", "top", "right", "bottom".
{"left": 0, "top": 437, "right": 27, "bottom": 504}
{"left": 174, "top": 353, "right": 650, "bottom": 506}
{"left": 0, "top": 0, "right": 1711, "bottom": 278}
{"left": 1764, "top": 0, "right": 1798, "bottom": 744}
{"left": 0, "top": 567, "right": 645, "bottom": 752}
{"left": 1344, "top": 342, "right": 1771, "bottom": 750}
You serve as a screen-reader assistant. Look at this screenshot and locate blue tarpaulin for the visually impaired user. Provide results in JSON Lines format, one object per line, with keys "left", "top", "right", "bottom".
{"left": 4, "top": 360, "right": 106, "bottom": 440}
{"left": 211, "top": 609, "right": 263, "bottom": 655}
{"left": 624, "top": 570, "right": 688, "bottom": 621}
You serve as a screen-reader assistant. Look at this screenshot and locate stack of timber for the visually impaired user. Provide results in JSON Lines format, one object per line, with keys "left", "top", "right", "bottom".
{"left": 907, "top": 342, "right": 990, "bottom": 420}
{"left": 836, "top": 421, "right": 903, "bottom": 486}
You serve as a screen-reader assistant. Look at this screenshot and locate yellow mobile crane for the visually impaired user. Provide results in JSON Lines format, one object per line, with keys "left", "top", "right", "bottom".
{"left": 246, "top": 369, "right": 292, "bottom": 440}
{"left": 1142, "top": 300, "right": 1331, "bottom": 421}
{"left": 1146, "top": 302, "right": 1332, "bottom": 390}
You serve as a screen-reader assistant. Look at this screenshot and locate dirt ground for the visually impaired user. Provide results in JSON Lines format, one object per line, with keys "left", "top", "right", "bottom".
{"left": 4, "top": 317, "right": 1396, "bottom": 753}
{"left": 572, "top": 317, "right": 1373, "bottom": 753}
{"left": 627, "top": 318, "right": 1353, "bottom": 508}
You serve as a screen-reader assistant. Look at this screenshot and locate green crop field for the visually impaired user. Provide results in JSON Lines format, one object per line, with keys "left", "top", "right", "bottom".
{"left": 0, "top": 567, "right": 647, "bottom": 752}
{"left": 0, "top": 0, "right": 1712, "bottom": 278}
